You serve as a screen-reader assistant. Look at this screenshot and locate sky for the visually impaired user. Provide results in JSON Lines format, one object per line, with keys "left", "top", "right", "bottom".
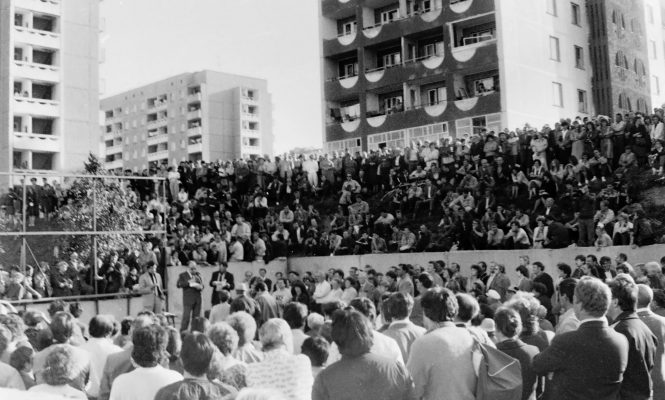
{"left": 100, "top": 0, "right": 322, "bottom": 153}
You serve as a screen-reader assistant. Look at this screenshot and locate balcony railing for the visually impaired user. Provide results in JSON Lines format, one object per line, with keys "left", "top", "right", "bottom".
{"left": 13, "top": 132, "right": 59, "bottom": 152}
{"left": 362, "top": 5, "right": 443, "bottom": 32}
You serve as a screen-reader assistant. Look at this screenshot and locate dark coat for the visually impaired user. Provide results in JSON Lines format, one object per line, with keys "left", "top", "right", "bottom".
{"left": 497, "top": 339, "right": 539, "bottom": 400}
{"left": 533, "top": 320, "right": 629, "bottom": 400}
{"left": 613, "top": 311, "right": 658, "bottom": 400}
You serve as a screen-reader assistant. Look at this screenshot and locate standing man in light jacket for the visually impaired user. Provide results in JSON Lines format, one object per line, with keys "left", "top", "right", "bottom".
{"left": 138, "top": 261, "right": 164, "bottom": 314}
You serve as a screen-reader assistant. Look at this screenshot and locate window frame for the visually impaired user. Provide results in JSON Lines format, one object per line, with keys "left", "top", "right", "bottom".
{"left": 549, "top": 36, "right": 561, "bottom": 61}
{"left": 571, "top": 2, "right": 581, "bottom": 26}
{"left": 552, "top": 82, "right": 564, "bottom": 107}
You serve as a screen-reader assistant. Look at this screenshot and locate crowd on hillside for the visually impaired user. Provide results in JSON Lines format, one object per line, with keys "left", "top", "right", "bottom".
{"left": 2, "top": 253, "right": 665, "bottom": 399}
{"left": 1, "top": 110, "right": 665, "bottom": 299}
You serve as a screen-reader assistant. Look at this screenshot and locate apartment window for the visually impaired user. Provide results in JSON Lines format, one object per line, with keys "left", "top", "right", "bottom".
{"left": 648, "top": 5, "right": 654, "bottom": 24}
{"left": 383, "top": 52, "right": 402, "bottom": 67}
{"left": 382, "top": 95, "right": 403, "bottom": 113}
{"left": 338, "top": 17, "right": 356, "bottom": 36}
{"left": 552, "top": 82, "right": 563, "bottom": 107}
{"left": 340, "top": 60, "right": 358, "bottom": 78}
{"left": 571, "top": 3, "right": 581, "bottom": 25}
{"left": 574, "top": 46, "right": 584, "bottom": 68}
{"left": 380, "top": 8, "right": 399, "bottom": 24}
{"left": 577, "top": 90, "right": 588, "bottom": 113}
{"left": 550, "top": 36, "right": 560, "bottom": 61}
{"left": 427, "top": 87, "right": 446, "bottom": 105}
{"left": 546, "top": 0, "right": 557, "bottom": 16}
{"left": 654, "top": 75, "right": 661, "bottom": 95}
{"left": 651, "top": 40, "right": 658, "bottom": 59}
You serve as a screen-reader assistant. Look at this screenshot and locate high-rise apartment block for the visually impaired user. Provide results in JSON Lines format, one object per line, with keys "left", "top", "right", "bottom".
{"left": 319, "top": 0, "right": 655, "bottom": 153}
{"left": 644, "top": 0, "right": 665, "bottom": 108}
{"left": 100, "top": 71, "right": 273, "bottom": 172}
{"left": 0, "top": 0, "right": 100, "bottom": 174}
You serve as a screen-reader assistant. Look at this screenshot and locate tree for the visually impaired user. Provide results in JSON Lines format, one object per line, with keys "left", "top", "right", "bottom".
{"left": 54, "top": 175, "right": 145, "bottom": 263}
{"left": 84, "top": 152, "right": 103, "bottom": 175}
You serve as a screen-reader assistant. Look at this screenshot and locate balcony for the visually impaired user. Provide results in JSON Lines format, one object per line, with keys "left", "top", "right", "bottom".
{"left": 187, "top": 109, "right": 202, "bottom": 120}
{"left": 187, "top": 92, "right": 202, "bottom": 102}
{"left": 147, "top": 98, "right": 168, "bottom": 110}
{"left": 187, "top": 126, "right": 202, "bottom": 137}
{"left": 105, "top": 159, "right": 123, "bottom": 170}
{"left": 13, "top": 26, "right": 60, "bottom": 49}
{"left": 147, "top": 150, "right": 169, "bottom": 162}
{"left": 12, "top": 132, "right": 59, "bottom": 152}
{"left": 450, "top": 13, "right": 497, "bottom": 62}
{"left": 147, "top": 133, "right": 168, "bottom": 146}
{"left": 146, "top": 117, "right": 168, "bottom": 129}
{"left": 242, "top": 112, "right": 259, "bottom": 121}
{"left": 105, "top": 144, "right": 123, "bottom": 155}
{"left": 12, "top": 60, "right": 59, "bottom": 82}
{"left": 15, "top": 0, "right": 61, "bottom": 16}
{"left": 187, "top": 142, "right": 203, "bottom": 153}
{"left": 13, "top": 96, "right": 59, "bottom": 117}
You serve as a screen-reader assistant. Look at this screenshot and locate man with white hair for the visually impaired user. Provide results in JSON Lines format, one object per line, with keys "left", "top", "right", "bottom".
{"left": 637, "top": 283, "right": 665, "bottom": 399}
{"left": 246, "top": 319, "right": 313, "bottom": 400}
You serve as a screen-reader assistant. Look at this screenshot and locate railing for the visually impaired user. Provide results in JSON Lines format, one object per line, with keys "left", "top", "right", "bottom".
{"left": 362, "top": 5, "right": 443, "bottom": 31}
{"left": 326, "top": 73, "right": 358, "bottom": 82}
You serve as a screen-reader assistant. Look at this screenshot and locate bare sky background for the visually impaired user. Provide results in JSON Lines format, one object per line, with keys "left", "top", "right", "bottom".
{"left": 100, "top": 0, "right": 322, "bottom": 153}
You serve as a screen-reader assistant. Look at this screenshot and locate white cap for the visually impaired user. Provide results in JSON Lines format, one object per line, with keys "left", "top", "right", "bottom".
{"left": 487, "top": 289, "right": 501, "bottom": 301}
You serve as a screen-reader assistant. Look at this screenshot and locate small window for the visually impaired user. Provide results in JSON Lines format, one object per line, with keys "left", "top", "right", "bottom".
{"left": 574, "top": 46, "right": 584, "bottom": 69}
{"left": 552, "top": 82, "right": 563, "bottom": 107}
{"left": 648, "top": 5, "right": 654, "bottom": 24}
{"left": 546, "top": 0, "right": 557, "bottom": 16}
{"left": 427, "top": 87, "right": 446, "bottom": 105}
{"left": 383, "top": 52, "right": 402, "bottom": 67}
{"left": 577, "top": 89, "right": 588, "bottom": 113}
{"left": 651, "top": 40, "right": 658, "bottom": 59}
{"left": 380, "top": 9, "right": 399, "bottom": 24}
{"left": 571, "top": 3, "right": 581, "bottom": 26}
{"left": 550, "top": 36, "right": 560, "bottom": 61}
{"left": 653, "top": 75, "right": 661, "bottom": 95}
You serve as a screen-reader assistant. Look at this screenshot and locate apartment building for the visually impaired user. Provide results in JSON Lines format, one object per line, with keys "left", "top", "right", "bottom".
{"left": 100, "top": 70, "right": 273, "bottom": 172}
{"left": 587, "top": 0, "right": 651, "bottom": 116}
{"left": 644, "top": 0, "right": 665, "bottom": 108}
{"left": 318, "top": 0, "right": 647, "bottom": 153}
{"left": 0, "top": 0, "right": 100, "bottom": 174}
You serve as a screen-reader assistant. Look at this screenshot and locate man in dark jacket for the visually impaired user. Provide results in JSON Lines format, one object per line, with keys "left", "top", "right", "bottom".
{"left": 609, "top": 277, "right": 658, "bottom": 400}
{"left": 544, "top": 214, "right": 570, "bottom": 248}
{"left": 209, "top": 262, "right": 234, "bottom": 306}
{"left": 533, "top": 277, "right": 629, "bottom": 400}
{"left": 177, "top": 261, "right": 204, "bottom": 331}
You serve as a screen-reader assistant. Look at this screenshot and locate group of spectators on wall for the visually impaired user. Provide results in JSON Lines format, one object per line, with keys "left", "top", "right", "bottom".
{"left": 1, "top": 109, "right": 665, "bottom": 299}
{"left": 3, "top": 250, "right": 665, "bottom": 399}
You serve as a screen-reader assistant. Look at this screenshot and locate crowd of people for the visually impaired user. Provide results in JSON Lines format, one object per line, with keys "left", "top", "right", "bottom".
{"left": 1, "top": 111, "right": 665, "bottom": 269}
{"left": 2, "top": 252, "right": 665, "bottom": 399}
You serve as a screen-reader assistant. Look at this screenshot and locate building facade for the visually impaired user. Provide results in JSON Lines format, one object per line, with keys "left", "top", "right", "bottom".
{"left": 0, "top": 0, "right": 100, "bottom": 174}
{"left": 319, "top": 0, "right": 652, "bottom": 153}
{"left": 587, "top": 0, "right": 651, "bottom": 117}
{"left": 100, "top": 70, "right": 273, "bottom": 172}
{"left": 644, "top": 0, "right": 665, "bottom": 108}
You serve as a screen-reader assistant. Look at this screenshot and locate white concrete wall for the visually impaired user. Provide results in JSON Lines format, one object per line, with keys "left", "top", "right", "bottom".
{"left": 496, "top": 0, "right": 595, "bottom": 130}
{"left": 287, "top": 244, "right": 665, "bottom": 288}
